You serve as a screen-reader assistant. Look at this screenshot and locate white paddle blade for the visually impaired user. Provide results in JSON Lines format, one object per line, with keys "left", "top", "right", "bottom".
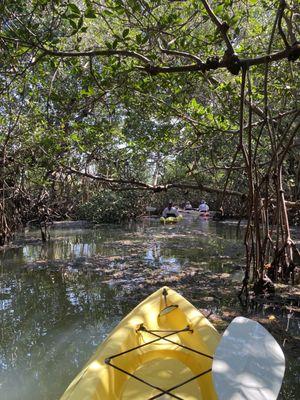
{"left": 212, "top": 317, "right": 285, "bottom": 400}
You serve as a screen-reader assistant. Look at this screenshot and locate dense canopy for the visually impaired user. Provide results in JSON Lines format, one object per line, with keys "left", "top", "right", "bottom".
{"left": 0, "top": 0, "right": 299, "bottom": 285}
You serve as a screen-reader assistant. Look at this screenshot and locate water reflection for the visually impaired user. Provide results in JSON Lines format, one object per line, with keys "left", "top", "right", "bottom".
{"left": 0, "top": 272, "right": 132, "bottom": 400}
{"left": 0, "top": 219, "right": 298, "bottom": 399}
{"left": 1, "top": 220, "right": 244, "bottom": 273}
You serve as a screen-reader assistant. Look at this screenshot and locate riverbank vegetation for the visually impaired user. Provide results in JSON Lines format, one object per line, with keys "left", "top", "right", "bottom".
{"left": 0, "top": 0, "right": 299, "bottom": 294}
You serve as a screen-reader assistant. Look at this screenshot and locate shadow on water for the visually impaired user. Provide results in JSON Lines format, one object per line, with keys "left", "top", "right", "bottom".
{"left": 0, "top": 218, "right": 299, "bottom": 399}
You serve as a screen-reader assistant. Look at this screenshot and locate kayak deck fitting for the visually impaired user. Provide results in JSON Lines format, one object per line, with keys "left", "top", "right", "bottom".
{"left": 60, "top": 287, "right": 220, "bottom": 400}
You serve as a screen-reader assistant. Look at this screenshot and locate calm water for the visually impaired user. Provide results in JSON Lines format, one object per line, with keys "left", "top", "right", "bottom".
{"left": 0, "top": 218, "right": 299, "bottom": 399}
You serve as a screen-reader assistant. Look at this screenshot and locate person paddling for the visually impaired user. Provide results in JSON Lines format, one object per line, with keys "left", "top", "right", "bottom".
{"left": 184, "top": 201, "right": 193, "bottom": 210}
{"left": 162, "top": 201, "right": 179, "bottom": 218}
{"left": 199, "top": 199, "right": 209, "bottom": 215}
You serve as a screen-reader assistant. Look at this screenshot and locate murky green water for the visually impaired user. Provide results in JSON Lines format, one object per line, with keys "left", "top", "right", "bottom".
{"left": 0, "top": 218, "right": 299, "bottom": 399}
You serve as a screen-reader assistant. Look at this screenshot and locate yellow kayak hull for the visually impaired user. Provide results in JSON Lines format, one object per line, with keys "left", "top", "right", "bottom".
{"left": 160, "top": 215, "right": 183, "bottom": 224}
{"left": 60, "top": 287, "right": 220, "bottom": 400}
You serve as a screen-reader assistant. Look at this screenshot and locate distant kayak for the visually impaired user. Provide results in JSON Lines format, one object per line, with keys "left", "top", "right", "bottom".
{"left": 199, "top": 211, "right": 210, "bottom": 218}
{"left": 160, "top": 214, "right": 183, "bottom": 224}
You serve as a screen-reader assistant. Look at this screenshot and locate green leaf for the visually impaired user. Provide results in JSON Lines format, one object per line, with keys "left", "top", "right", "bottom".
{"left": 70, "top": 133, "right": 79, "bottom": 141}
{"left": 215, "top": 4, "right": 224, "bottom": 14}
{"left": 103, "top": 9, "right": 113, "bottom": 16}
{"left": 141, "top": 35, "right": 148, "bottom": 44}
{"left": 69, "top": 19, "right": 77, "bottom": 30}
{"left": 231, "top": 15, "right": 239, "bottom": 25}
{"left": 190, "top": 98, "right": 198, "bottom": 109}
{"left": 136, "top": 33, "right": 142, "bottom": 44}
{"left": 68, "top": 3, "right": 81, "bottom": 14}
{"left": 77, "top": 16, "right": 83, "bottom": 29}
{"left": 84, "top": 7, "right": 97, "bottom": 18}
{"left": 80, "top": 86, "right": 95, "bottom": 96}
{"left": 68, "top": 13, "right": 81, "bottom": 19}
{"left": 122, "top": 28, "right": 129, "bottom": 38}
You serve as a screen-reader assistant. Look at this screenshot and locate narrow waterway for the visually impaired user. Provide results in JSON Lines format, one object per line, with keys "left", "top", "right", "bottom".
{"left": 0, "top": 217, "right": 299, "bottom": 399}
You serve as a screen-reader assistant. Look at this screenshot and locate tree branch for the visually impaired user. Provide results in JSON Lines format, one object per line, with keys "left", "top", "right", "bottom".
{"left": 2, "top": 34, "right": 299, "bottom": 76}
{"left": 40, "top": 46, "right": 152, "bottom": 65}
{"left": 159, "top": 45, "right": 203, "bottom": 64}
{"left": 200, "top": 0, "right": 234, "bottom": 54}
{"left": 63, "top": 166, "right": 244, "bottom": 197}
{"left": 278, "top": 0, "right": 290, "bottom": 48}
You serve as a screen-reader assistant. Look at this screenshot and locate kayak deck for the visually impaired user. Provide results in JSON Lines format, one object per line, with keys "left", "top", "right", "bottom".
{"left": 109, "top": 322, "right": 214, "bottom": 399}
{"left": 60, "top": 287, "right": 220, "bottom": 400}
{"left": 121, "top": 358, "right": 202, "bottom": 399}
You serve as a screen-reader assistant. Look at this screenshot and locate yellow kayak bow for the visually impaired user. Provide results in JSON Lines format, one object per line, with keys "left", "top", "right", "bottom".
{"left": 60, "top": 287, "right": 220, "bottom": 400}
